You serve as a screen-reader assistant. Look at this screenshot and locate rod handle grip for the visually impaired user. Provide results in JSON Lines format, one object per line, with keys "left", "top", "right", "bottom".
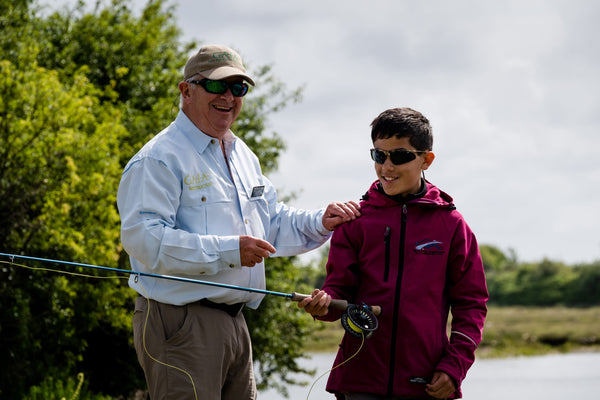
{"left": 291, "top": 292, "right": 381, "bottom": 316}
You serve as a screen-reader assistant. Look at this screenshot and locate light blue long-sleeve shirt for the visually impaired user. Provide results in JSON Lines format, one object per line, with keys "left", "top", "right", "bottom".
{"left": 117, "top": 111, "right": 331, "bottom": 308}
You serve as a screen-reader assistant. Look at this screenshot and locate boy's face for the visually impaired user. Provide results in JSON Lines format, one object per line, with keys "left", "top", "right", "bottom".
{"left": 372, "top": 136, "right": 435, "bottom": 197}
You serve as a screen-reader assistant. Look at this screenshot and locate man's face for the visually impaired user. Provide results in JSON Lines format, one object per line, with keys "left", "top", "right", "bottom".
{"left": 372, "top": 136, "right": 433, "bottom": 197}
{"left": 180, "top": 77, "right": 244, "bottom": 138}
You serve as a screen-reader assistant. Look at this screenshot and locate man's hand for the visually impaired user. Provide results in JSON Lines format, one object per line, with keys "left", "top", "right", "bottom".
{"left": 297, "top": 289, "right": 331, "bottom": 317}
{"left": 239, "top": 235, "right": 276, "bottom": 267}
{"left": 426, "top": 371, "right": 456, "bottom": 399}
{"left": 322, "top": 201, "right": 361, "bottom": 231}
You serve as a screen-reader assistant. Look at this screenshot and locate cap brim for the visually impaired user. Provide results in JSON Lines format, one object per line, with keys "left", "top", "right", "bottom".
{"left": 201, "top": 67, "right": 255, "bottom": 86}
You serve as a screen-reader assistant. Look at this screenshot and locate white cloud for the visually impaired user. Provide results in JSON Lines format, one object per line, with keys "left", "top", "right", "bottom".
{"left": 49, "top": 0, "right": 600, "bottom": 263}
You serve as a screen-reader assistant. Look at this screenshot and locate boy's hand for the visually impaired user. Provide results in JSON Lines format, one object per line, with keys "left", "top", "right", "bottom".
{"left": 425, "top": 371, "right": 456, "bottom": 399}
{"left": 297, "top": 289, "right": 331, "bottom": 317}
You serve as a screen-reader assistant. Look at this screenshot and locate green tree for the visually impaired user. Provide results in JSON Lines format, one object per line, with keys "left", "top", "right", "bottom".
{"left": 0, "top": 49, "right": 137, "bottom": 397}
{"left": 479, "top": 244, "right": 517, "bottom": 273}
{"left": 479, "top": 244, "right": 519, "bottom": 305}
{"left": 512, "top": 259, "right": 576, "bottom": 306}
{"left": 566, "top": 261, "right": 600, "bottom": 306}
{"left": 480, "top": 244, "right": 600, "bottom": 307}
{"left": 1, "top": 0, "right": 311, "bottom": 398}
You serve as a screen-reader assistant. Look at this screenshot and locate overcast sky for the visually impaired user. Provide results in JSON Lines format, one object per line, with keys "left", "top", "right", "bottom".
{"left": 54, "top": 0, "right": 600, "bottom": 264}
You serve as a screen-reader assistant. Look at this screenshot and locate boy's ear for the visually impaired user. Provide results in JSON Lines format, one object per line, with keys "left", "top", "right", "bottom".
{"left": 422, "top": 152, "right": 435, "bottom": 170}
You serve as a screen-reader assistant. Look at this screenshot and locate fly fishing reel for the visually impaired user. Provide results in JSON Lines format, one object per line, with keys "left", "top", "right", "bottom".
{"left": 341, "top": 303, "right": 379, "bottom": 338}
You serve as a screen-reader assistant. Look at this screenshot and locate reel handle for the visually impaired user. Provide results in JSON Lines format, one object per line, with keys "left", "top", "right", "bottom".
{"left": 291, "top": 292, "right": 382, "bottom": 316}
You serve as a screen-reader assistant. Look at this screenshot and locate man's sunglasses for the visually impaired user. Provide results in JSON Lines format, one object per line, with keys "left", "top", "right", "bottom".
{"left": 370, "top": 148, "right": 425, "bottom": 165}
{"left": 187, "top": 78, "right": 249, "bottom": 97}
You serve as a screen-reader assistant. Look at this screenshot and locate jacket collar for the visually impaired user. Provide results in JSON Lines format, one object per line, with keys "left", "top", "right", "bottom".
{"left": 362, "top": 179, "right": 455, "bottom": 209}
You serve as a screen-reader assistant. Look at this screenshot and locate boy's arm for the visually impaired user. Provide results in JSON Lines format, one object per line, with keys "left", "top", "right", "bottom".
{"left": 298, "top": 224, "right": 361, "bottom": 322}
{"left": 435, "top": 219, "right": 489, "bottom": 393}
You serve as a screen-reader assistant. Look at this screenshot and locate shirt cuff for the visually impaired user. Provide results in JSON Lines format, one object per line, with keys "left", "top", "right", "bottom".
{"left": 316, "top": 208, "right": 332, "bottom": 236}
{"left": 218, "top": 235, "right": 241, "bottom": 269}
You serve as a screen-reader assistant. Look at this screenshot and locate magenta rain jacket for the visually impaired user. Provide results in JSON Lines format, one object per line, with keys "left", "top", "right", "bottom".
{"left": 318, "top": 181, "right": 488, "bottom": 399}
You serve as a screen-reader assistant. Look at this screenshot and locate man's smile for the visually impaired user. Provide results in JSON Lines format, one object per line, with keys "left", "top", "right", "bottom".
{"left": 213, "top": 104, "right": 232, "bottom": 112}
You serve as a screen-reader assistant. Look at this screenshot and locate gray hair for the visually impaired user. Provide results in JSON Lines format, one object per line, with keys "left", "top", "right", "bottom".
{"left": 179, "top": 74, "right": 202, "bottom": 108}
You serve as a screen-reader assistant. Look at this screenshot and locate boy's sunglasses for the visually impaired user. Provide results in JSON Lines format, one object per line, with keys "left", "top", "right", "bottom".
{"left": 370, "top": 148, "right": 425, "bottom": 165}
{"left": 187, "top": 78, "right": 249, "bottom": 97}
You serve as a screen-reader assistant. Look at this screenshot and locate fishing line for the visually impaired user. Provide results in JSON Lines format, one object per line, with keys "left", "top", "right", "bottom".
{"left": 304, "top": 304, "right": 378, "bottom": 399}
{"left": 136, "top": 278, "right": 198, "bottom": 400}
{"left": 306, "top": 330, "right": 366, "bottom": 400}
{"left": 68, "top": 372, "right": 84, "bottom": 400}
{"left": 0, "top": 253, "right": 382, "bottom": 318}
{"left": 1, "top": 258, "right": 198, "bottom": 400}
{"left": 0, "top": 259, "right": 126, "bottom": 281}
{"left": 0, "top": 252, "right": 300, "bottom": 299}
{"left": 2, "top": 252, "right": 381, "bottom": 398}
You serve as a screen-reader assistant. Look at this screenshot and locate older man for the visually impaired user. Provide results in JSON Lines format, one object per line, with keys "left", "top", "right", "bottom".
{"left": 117, "top": 44, "right": 360, "bottom": 400}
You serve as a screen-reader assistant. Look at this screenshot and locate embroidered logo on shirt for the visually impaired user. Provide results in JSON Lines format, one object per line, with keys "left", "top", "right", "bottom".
{"left": 414, "top": 239, "right": 444, "bottom": 255}
{"left": 184, "top": 172, "right": 212, "bottom": 191}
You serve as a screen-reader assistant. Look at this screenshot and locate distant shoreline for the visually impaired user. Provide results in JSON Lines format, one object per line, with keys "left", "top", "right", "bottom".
{"left": 304, "top": 306, "right": 600, "bottom": 357}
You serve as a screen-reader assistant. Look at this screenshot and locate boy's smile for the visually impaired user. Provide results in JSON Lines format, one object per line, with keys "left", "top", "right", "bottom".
{"left": 372, "top": 136, "right": 434, "bottom": 197}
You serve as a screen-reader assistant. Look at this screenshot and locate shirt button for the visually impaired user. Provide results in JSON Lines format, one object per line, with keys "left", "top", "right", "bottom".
{"left": 210, "top": 139, "right": 216, "bottom": 144}
{"left": 201, "top": 196, "right": 206, "bottom": 202}
{"left": 229, "top": 264, "right": 235, "bottom": 268}
{"left": 244, "top": 219, "right": 249, "bottom": 224}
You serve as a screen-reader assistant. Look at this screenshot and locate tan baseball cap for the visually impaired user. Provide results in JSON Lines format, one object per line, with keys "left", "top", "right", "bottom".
{"left": 183, "top": 44, "right": 255, "bottom": 86}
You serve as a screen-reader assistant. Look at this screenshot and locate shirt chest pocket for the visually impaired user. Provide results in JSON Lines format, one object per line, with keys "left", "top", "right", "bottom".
{"left": 238, "top": 180, "right": 270, "bottom": 235}
{"left": 178, "top": 180, "right": 235, "bottom": 235}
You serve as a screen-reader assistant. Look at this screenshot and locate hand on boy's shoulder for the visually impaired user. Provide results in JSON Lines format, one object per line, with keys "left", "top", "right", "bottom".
{"left": 322, "top": 201, "right": 361, "bottom": 231}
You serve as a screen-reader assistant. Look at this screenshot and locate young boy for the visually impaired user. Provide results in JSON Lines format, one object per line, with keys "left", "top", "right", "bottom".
{"left": 299, "top": 107, "right": 488, "bottom": 399}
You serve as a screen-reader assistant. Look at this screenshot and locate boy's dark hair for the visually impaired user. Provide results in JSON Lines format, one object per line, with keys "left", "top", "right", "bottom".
{"left": 370, "top": 107, "right": 433, "bottom": 151}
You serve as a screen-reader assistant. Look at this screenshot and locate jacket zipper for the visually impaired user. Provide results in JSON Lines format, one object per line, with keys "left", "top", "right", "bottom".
{"left": 383, "top": 226, "right": 391, "bottom": 282}
{"left": 387, "top": 204, "right": 407, "bottom": 395}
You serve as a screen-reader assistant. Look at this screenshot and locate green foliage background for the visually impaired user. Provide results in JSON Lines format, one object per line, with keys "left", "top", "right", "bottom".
{"left": 480, "top": 245, "right": 600, "bottom": 307}
{"left": 1, "top": 0, "right": 599, "bottom": 399}
{"left": 0, "top": 0, "right": 307, "bottom": 398}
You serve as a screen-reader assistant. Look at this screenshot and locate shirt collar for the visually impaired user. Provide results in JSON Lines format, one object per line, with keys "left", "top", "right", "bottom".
{"left": 174, "top": 110, "right": 236, "bottom": 154}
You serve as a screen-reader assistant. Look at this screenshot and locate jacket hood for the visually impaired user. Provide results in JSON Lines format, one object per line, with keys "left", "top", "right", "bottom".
{"left": 360, "top": 180, "right": 455, "bottom": 210}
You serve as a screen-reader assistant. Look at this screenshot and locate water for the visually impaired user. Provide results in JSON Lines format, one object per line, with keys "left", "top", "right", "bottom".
{"left": 258, "top": 352, "right": 600, "bottom": 399}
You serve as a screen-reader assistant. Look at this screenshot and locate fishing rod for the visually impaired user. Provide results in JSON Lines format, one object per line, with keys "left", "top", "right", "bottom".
{"left": 1, "top": 252, "right": 381, "bottom": 337}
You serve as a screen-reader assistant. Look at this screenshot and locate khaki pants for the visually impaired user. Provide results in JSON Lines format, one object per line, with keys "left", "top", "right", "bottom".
{"left": 133, "top": 297, "right": 256, "bottom": 400}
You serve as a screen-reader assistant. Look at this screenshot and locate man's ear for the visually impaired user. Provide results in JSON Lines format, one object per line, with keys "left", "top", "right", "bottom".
{"left": 178, "top": 81, "right": 190, "bottom": 98}
{"left": 422, "top": 152, "right": 435, "bottom": 170}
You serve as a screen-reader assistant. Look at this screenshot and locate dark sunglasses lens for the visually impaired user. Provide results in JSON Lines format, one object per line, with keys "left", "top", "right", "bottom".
{"left": 230, "top": 83, "right": 248, "bottom": 97}
{"left": 203, "top": 80, "right": 228, "bottom": 94}
{"left": 202, "top": 80, "right": 248, "bottom": 97}
{"left": 389, "top": 150, "right": 416, "bottom": 165}
{"left": 371, "top": 149, "right": 417, "bottom": 165}
{"left": 370, "top": 149, "right": 386, "bottom": 164}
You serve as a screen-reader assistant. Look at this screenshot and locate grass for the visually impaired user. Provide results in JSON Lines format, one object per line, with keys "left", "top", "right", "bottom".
{"left": 303, "top": 306, "right": 600, "bottom": 358}
{"left": 477, "top": 306, "right": 600, "bottom": 358}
